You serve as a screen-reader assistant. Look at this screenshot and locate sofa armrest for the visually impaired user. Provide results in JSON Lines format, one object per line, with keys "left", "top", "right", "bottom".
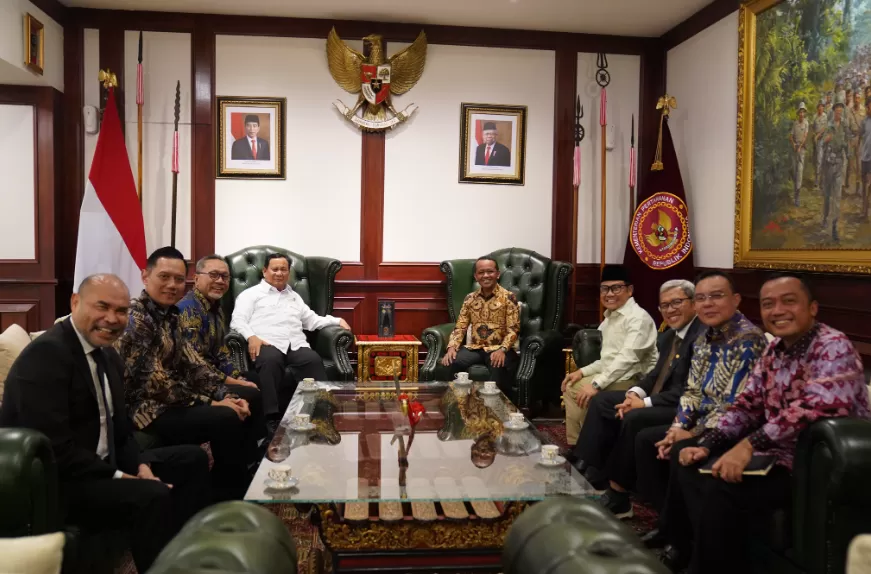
{"left": 311, "top": 324, "right": 353, "bottom": 381}
{"left": 514, "top": 329, "right": 564, "bottom": 410}
{"left": 225, "top": 331, "right": 250, "bottom": 374}
{"left": 420, "top": 323, "right": 456, "bottom": 382}
{"left": 304, "top": 256, "right": 342, "bottom": 316}
{"left": 791, "top": 417, "right": 871, "bottom": 574}
{"left": 572, "top": 328, "right": 602, "bottom": 371}
{"left": 0, "top": 428, "right": 60, "bottom": 536}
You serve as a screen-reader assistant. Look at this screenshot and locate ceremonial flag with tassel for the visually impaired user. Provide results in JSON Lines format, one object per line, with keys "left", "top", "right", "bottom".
{"left": 74, "top": 88, "right": 148, "bottom": 293}
{"left": 622, "top": 96, "right": 694, "bottom": 317}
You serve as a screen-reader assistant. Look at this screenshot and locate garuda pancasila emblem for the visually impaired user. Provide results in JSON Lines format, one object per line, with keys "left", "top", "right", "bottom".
{"left": 327, "top": 27, "right": 427, "bottom": 131}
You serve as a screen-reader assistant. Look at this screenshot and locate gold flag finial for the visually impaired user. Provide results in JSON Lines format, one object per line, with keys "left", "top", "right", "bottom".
{"left": 98, "top": 68, "right": 118, "bottom": 89}
{"left": 651, "top": 94, "right": 677, "bottom": 171}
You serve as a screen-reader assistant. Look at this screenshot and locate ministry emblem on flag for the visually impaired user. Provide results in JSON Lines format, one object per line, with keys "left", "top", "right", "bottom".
{"left": 630, "top": 192, "right": 692, "bottom": 270}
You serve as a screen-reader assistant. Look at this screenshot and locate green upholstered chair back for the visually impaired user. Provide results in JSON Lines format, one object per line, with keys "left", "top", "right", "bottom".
{"left": 443, "top": 248, "right": 569, "bottom": 337}
{"left": 0, "top": 428, "right": 59, "bottom": 537}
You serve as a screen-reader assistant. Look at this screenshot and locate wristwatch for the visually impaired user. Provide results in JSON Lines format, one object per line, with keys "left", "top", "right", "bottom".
{"left": 591, "top": 381, "right": 602, "bottom": 391}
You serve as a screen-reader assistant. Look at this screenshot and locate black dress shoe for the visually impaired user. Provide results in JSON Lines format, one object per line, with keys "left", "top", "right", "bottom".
{"left": 640, "top": 528, "right": 666, "bottom": 549}
{"left": 660, "top": 544, "right": 688, "bottom": 572}
{"left": 563, "top": 450, "right": 579, "bottom": 464}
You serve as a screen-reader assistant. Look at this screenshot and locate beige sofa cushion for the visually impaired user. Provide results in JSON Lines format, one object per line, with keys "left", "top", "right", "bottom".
{"left": 0, "top": 324, "right": 32, "bottom": 400}
{"left": 0, "top": 532, "right": 65, "bottom": 574}
{"left": 848, "top": 534, "right": 871, "bottom": 574}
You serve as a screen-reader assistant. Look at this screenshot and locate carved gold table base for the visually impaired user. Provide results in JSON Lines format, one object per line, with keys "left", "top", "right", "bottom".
{"left": 356, "top": 335, "right": 422, "bottom": 383}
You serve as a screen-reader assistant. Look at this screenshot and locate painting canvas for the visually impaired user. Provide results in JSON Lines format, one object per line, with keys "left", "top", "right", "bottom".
{"left": 736, "top": 0, "right": 871, "bottom": 273}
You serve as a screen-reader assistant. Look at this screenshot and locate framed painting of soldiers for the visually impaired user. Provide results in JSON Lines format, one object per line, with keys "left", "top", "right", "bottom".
{"left": 458, "top": 103, "right": 527, "bottom": 185}
{"left": 216, "top": 96, "right": 286, "bottom": 179}
{"left": 736, "top": 0, "right": 871, "bottom": 273}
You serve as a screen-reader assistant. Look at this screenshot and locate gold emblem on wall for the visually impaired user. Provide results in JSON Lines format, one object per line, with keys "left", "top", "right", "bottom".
{"left": 326, "top": 28, "right": 427, "bottom": 131}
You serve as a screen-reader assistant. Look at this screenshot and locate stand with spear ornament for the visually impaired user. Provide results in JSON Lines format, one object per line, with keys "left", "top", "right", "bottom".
{"left": 570, "top": 96, "right": 584, "bottom": 324}
{"left": 596, "top": 53, "right": 611, "bottom": 321}
{"left": 170, "top": 80, "right": 180, "bottom": 248}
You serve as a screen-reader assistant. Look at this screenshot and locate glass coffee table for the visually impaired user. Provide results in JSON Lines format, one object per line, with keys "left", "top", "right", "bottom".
{"left": 245, "top": 381, "right": 593, "bottom": 572}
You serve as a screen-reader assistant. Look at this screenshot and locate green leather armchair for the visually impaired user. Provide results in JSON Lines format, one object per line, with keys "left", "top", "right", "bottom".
{"left": 147, "top": 501, "right": 297, "bottom": 574}
{"left": 222, "top": 245, "right": 354, "bottom": 383}
{"left": 420, "top": 248, "right": 572, "bottom": 413}
{"left": 0, "top": 428, "right": 59, "bottom": 538}
{"left": 503, "top": 497, "right": 668, "bottom": 574}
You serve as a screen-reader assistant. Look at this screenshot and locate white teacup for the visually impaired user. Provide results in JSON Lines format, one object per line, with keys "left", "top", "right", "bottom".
{"left": 508, "top": 412, "right": 524, "bottom": 426}
{"left": 541, "top": 445, "right": 559, "bottom": 462}
{"left": 292, "top": 413, "right": 311, "bottom": 428}
{"left": 268, "top": 464, "right": 292, "bottom": 483}
{"left": 301, "top": 378, "right": 316, "bottom": 387}
{"left": 483, "top": 381, "right": 498, "bottom": 393}
{"left": 454, "top": 372, "right": 470, "bottom": 384}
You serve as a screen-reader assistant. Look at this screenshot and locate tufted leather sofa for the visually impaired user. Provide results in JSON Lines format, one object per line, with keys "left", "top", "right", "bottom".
{"left": 222, "top": 246, "right": 354, "bottom": 386}
{"left": 503, "top": 497, "right": 668, "bottom": 574}
{"left": 420, "top": 248, "right": 572, "bottom": 413}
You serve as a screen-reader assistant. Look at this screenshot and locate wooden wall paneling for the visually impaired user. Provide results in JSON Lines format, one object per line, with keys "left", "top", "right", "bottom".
{"left": 550, "top": 49, "right": 578, "bottom": 269}
{"left": 572, "top": 264, "right": 601, "bottom": 328}
{"left": 360, "top": 131, "right": 385, "bottom": 278}
{"left": 191, "top": 23, "right": 216, "bottom": 261}
{"left": 661, "top": 0, "right": 741, "bottom": 51}
{"left": 28, "top": 0, "right": 68, "bottom": 25}
{"left": 0, "top": 302, "right": 40, "bottom": 333}
{"left": 98, "top": 27, "right": 125, "bottom": 135}
{"left": 377, "top": 263, "right": 443, "bottom": 282}
{"left": 0, "top": 284, "right": 55, "bottom": 331}
{"left": 637, "top": 38, "right": 666, "bottom": 203}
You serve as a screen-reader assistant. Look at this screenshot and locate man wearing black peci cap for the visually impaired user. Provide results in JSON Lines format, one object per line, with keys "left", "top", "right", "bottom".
{"left": 474, "top": 121, "right": 511, "bottom": 167}
{"left": 231, "top": 113, "right": 270, "bottom": 161}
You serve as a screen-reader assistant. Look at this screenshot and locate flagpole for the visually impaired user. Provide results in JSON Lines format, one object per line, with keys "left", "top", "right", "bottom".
{"left": 571, "top": 96, "right": 584, "bottom": 325}
{"left": 136, "top": 31, "right": 144, "bottom": 206}
{"left": 171, "top": 80, "right": 180, "bottom": 248}
{"left": 629, "top": 114, "right": 637, "bottom": 222}
{"left": 596, "top": 53, "right": 610, "bottom": 322}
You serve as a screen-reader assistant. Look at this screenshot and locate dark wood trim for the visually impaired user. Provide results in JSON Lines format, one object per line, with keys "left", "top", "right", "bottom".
{"left": 377, "top": 263, "right": 442, "bottom": 281}
{"left": 98, "top": 27, "right": 125, "bottom": 136}
{"left": 336, "top": 280, "right": 444, "bottom": 289}
{"left": 28, "top": 0, "right": 67, "bottom": 26}
{"left": 661, "top": 0, "right": 741, "bottom": 51}
{"left": 637, "top": 39, "right": 666, "bottom": 201}
{"left": 191, "top": 23, "right": 216, "bottom": 261}
{"left": 550, "top": 49, "right": 577, "bottom": 264}
{"left": 360, "top": 131, "right": 385, "bottom": 278}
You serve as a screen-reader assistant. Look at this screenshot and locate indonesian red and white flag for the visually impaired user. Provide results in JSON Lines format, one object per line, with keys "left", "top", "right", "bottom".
{"left": 74, "top": 88, "right": 147, "bottom": 293}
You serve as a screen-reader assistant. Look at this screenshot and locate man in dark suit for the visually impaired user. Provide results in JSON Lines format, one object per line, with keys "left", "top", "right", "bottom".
{"left": 0, "top": 274, "right": 211, "bottom": 573}
{"left": 230, "top": 114, "right": 270, "bottom": 160}
{"left": 570, "top": 279, "right": 701, "bottom": 520}
{"left": 474, "top": 121, "right": 511, "bottom": 166}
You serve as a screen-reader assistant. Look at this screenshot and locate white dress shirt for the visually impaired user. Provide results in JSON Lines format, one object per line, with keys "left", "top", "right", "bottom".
{"left": 230, "top": 279, "right": 340, "bottom": 354}
{"left": 628, "top": 318, "right": 696, "bottom": 407}
{"left": 579, "top": 296, "right": 659, "bottom": 390}
{"left": 71, "top": 320, "right": 123, "bottom": 479}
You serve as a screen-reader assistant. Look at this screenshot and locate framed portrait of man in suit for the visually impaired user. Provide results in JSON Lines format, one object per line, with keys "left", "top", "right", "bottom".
{"left": 216, "top": 96, "right": 286, "bottom": 179}
{"left": 458, "top": 103, "right": 527, "bottom": 185}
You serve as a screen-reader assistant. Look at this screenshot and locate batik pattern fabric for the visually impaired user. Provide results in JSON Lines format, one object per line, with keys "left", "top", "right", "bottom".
{"left": 177, "top": 288, "right": 240, "bottom": 380}
{"left": 448, "top": 283, "right": 520, "bottom": 352}
{"left": 677, "top": 313, "right": 767, "bottom": 433}
{"left": 699, "top": 323, "right": 870, "bottom": 470}
{"left": 116, "top": 291, "right": 228, "bottom": 429}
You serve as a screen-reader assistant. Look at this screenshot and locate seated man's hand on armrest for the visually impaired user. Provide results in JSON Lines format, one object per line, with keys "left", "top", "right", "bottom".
{"left": 247, "top": 335, "right": 269, "bottom": 361}
{"left": 338, "top": 318, "right": 352, "bottom": 331}
{"left": 441, "top": 346, "right": 458, "bottom": 366}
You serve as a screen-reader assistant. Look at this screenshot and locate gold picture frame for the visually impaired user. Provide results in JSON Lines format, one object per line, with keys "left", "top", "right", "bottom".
{"left": 24, "top": 13, "right": 44, "bottom": 76}
{"left": 216, "top": 96, "right": 286, "bottom": 179}
{"left": 735, "top": 0, "right": 871, "bottom": 274}
{"left": 459, "top": 103, "right": 527, "bottom": 185}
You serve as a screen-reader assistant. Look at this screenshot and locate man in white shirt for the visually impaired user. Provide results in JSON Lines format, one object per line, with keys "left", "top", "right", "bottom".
{"left": 230, "top": 253, "right": 352, "bottom": 422}
{"left": 561, "top": 265, "right": 658, "bottom": 445}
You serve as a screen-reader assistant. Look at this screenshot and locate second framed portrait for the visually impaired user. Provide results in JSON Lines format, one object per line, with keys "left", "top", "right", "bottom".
{"left": 459, "top": 103, "right": 527, "bottom": 185}
{"left": 216, "top": 96, "right": 286, "bottom": 179}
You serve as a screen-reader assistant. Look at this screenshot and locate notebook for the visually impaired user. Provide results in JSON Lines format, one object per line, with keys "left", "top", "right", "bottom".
{"left": 699, "top": 454, "right": 776, "bottom": 476}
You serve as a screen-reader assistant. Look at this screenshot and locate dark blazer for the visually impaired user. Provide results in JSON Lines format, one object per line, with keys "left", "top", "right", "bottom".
{"left": 636, "top": 317, "right": 704, "bottom": 408}
{"left": 0, "top": 319, "right": 142, "bottom": 482}
{"left": 231, "top": 136, "right": 270, "bottom": 161}
{"left": 474, "top": 141, "right": 511, "bottom": 167}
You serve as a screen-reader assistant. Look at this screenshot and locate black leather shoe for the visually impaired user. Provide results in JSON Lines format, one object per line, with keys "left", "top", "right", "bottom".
{"left": 660, "top": 544, "right": 688, "bottom": 572}
{"left": 640, "top": 528, "right": 666, "bottom": 549}
{"left": 563, "top": 450, "right": 579, "bottom": 464}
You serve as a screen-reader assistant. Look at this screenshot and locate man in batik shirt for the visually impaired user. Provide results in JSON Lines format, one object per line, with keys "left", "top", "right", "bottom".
{"left": 441, "top": 256, "right": 520, "bottom": 393}
{"left": 658, "top": 274, "right": 869, "bottom": 574}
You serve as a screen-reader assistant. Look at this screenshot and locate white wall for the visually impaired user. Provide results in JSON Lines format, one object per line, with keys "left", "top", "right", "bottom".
{"left": 0, "top": 0, "right": 63, "bottom": 91}
{"left": 124, "top": 31, "right": 192, "bottom": 259}
{"left": 83, "top": 29, "right": 99, "bottom": 191}
{"left": 214, "top": 35, "right": 362, "bottom": 262}
{"left": 0, "top": 104, "right": 36, "bottom": 259}
{"left": 383, "top": 44, "right": 555, "bottom": 262}
{"left": 576, "top": 53, "right": 640, "bottom": 264}
{"left": 667, "top": 11, "right": 738, "bottom": 269}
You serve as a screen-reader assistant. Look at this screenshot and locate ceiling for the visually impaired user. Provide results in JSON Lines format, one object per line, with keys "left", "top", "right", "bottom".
{"left": 59, "top": 0, "right": 713, "bottom": 37}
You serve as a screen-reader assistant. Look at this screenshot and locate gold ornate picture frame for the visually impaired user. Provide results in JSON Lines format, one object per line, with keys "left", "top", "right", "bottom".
{"left": 216, "top": 96, "right": 286, "bottom": 179}
{"left": 736, "top": 0, "right": 871, "bottom": 274}
{"left": 459, "top": 103, "right": 527, "bottom": 185}
{"left": 24, "top": 13, "right": 44, "bottom": 76}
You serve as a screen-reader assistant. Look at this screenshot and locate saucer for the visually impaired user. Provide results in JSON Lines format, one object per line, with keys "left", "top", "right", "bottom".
{"left": 264, "top": 476, "right": 299, "bottom": 490}
{"left": 536, "top": 455, "right": 567, "bottom": 467}
{"left": 288, "top": 422, "right": 316, "bottom": 432}
{"left": 479, "top": 387, "right": 501, "bottom": 396}
{"left": 503, "top": 420, "right": 529, "bottom": 430}
{"left": 453, "top": 379, "right": 472, "bottom": 386}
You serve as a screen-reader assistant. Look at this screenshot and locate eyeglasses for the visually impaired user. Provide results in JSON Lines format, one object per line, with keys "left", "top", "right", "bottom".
{"left": 694, "top": 292, "right": 727, "bottom": 303}
{"left": 658, "top": 297, "right": 690, "bottom": 311}
{"left": 197, "top": 271, "right": 230, "bottom": 281}
{"left": 599, "top": 284, "right": 629, "bottom": 295}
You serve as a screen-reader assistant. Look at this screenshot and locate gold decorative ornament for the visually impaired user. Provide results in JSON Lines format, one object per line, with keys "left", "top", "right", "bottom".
{"left": 327, "top": 28, "right": 427, "bottom": 131}
{"left": 99, "top": 69, "right": 118, "bottom": 89}
{"left": 651, "top": 94, "right": 677, "bottom": 171}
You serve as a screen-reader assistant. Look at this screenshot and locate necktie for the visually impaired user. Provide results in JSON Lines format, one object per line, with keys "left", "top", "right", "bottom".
{"left": 90, "top": 348, "right": 117, "bottom": 466}
{"left": 485, "top": 145, "right": 492, "bottom": 165}
{"left": 251, "top": 139, "right": 258, "bottom": 159}
{"left": 651, "top": 335, "right": 681, "bottom": 396}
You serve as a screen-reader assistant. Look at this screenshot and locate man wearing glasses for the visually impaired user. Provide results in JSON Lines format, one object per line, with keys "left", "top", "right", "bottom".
{"left": 569, "top": 279, "right": 703, "bottom": 519}
{"left": 561, "top": 265, "right": 659, "bottom": 446}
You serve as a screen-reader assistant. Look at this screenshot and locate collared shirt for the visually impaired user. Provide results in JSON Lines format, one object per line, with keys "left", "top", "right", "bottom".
{"left": 790, "top": 118, "right": 809, "bottom": 149}
{"left": 700, "top": 323, "right": 870, "bottom": 471}
{"left": 116, "top": 291, "right": 228, "bottom": 429}
{"left": 230, "top": 280, "right": 340, "bottom": 354}
{"left": 813, "top": 112, "right": 829, "bottom": 135}
{"left": 677, "top": 312, "right": 767, "bottom": 432}
{"left": 629, "top": 317, "right": 697, "bottom": 407}
{"left": 580, "top": 297, "right": 659, "bottom": 390}
{"left": 70, "top": 320, "right": 116, "bottom": 465}
{"left": 178, "top": 288, "right": 240, "bottom": 380}
{"left": 447, "top": 283, "right": 520, "bottom": 352}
